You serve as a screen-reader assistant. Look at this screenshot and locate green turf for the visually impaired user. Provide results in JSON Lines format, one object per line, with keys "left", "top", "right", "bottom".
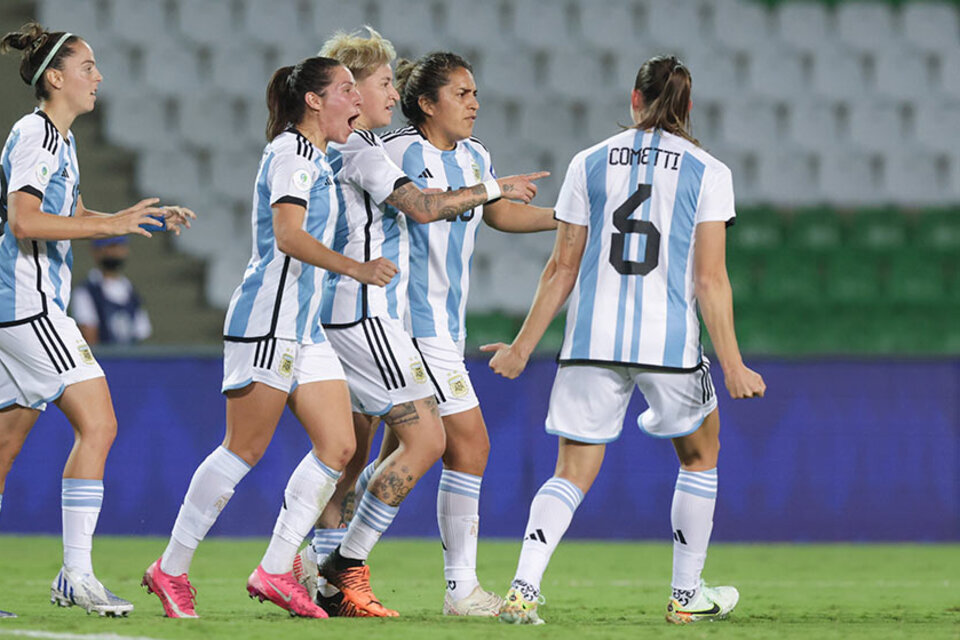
{"left": 0, "top": 536, "right": 957, "bottom": 639}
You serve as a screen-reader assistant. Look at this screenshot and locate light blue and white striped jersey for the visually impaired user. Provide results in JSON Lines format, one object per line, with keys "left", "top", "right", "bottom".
{"left": 223, "top": 129, "right": 340, "bottom": 344}
{"left": 0, "top": 110, "right": 79, "bottom": 325}
{"left": 320, "top": 130, "right": 410, "bottom": 326}
{"left": 557, "top": 128, "right": 735, "bottom": 371}
{"left": 381, "top": 126, "right": 496, "bottom": 342}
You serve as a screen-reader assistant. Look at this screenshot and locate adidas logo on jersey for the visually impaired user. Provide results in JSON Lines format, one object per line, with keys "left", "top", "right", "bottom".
{"left": 417, "top": 168, "right": 434, "bottom": 180}
{"left": 60, "top": 167, "right": 69, "bottom": 178}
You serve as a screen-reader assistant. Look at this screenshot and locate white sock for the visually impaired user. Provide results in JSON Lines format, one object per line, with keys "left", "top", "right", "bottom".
{"left": 514, "top": 477, "right": 583, "bottom": 592}
{"left": 339, "top": 491, "right": 398, "bottom": 561}
{"left": 312, "top": 528, "right": 347, "bottom": 595}
{"left": 62, "top": 479, "right": 103, "bottom": 575}
{"left": 671, "top": 468, "right": 717, "bottom": 600}
{"left": 260, "top": 453, "right": 341, "bottom": 574}
{"left": 437, "top": 469, "right": 482, "bottom": 600}
{"left": 161, "top": 446, "right": 250, "bottom": 576}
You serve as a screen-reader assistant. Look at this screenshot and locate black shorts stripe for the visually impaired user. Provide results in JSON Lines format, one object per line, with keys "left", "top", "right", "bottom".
{"left": 254, "top": 340, "right": 262, "bottom": 367}
{"left": 412, "top": 338, "right": 445, "bottom": 403}
{"left": 42, "top": 316, "right": 75, "bottom": 369}
{"left": 361, "top": 319, "right": 392, "bottom": 390}
{"left": 374, "top": 317, "right": 405, "bottom": 388}
{"left": 266, "top": 338, "right": 277, "bottom": 370}
{"left": 30, "top": 319, "right": 62, "bottom": 374}
{"left": 35, "top": 317, "right": 70, "bottom": 372}
{"left": 367, "top": 319, "right": 398, "bottom": 390}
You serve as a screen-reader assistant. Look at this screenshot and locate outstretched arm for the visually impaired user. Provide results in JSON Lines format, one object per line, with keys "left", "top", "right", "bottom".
{"left": 480, "top": 221, "right": 586, "bottom": 378}
{"left": 694, "top": 221, "right": 765, "bottom": 399}
{"left": 482, "top": 197, "right": 558, "bottom": 233}
{"left": 7, "top": 192, "right": 164, "bottom": 241}
{"left": 385, "top": 172, "right": 549, "bottom": 224}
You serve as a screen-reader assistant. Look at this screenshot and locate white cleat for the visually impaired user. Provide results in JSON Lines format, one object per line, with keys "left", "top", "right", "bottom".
{"left": 51, "top": 567, "right": 134, "bottom": 617}
{"left": 292, "top": 546, "right": 319, "bottom": 601}
{"left": 665, "top": 582, "right": 739, "bottom": 624}
{"left": 443, "top": 584, "right": 504, "bottom": 617}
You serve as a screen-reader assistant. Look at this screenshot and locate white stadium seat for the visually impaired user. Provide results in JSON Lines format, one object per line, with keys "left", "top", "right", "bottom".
{"left": 755, "top": 149, "right": 819, "bottom": 207}
{"left": 848, "top": 102, "right": 903, "bottom": 154}
{"left": 818, "top": 151, "right": 880, "bottom": 206}
{"left": 311, "top": 0, "right": 369, "bottom": 37}
{"left": 810, "top": 45, "right": 868, "bottom": 101}
{"left": 903, "top": 2, "right": 960, "bottom": 54}
{"left": 102, "top": 94, "right": 178, "bottom": 153}
{"left": 239, "top": 0, "right": 304, "bottom": 48}
{"left": 39, "top": 0, "right": 103, "bottom": 43}
{"left": 748, "top": 51, "right": 806, "bottom": 102}
{"left": 874, "top": 49, "right": 933, "bottom": 101}
{"left": 836, "top": 2, "right": 898, "bottom": 53}
{"left": 712, "top": 0, "right": 775, "bottom": 53}
{"left": 884, "top": 152, "right": 947, "bottom": 206}
{"left": 512, "top": 0, "right": 571, "bottom": 51}
{"left": 442, "top": 0, "right": 509, "bottom": 50}
{"left": 107, "top": 0, "right": 170, "bottom": 45}
{"left": 141, "top": 40, "right": 204, "bottom": 98}
{"left": 579, "top": 0, "right": 637, "bottom": 52}
{"left": 210, "top": 44, "right": 272, "bottom": 100}
{"left": 915, "top": 103, "right": 960, "bottom": 154}
{"left": 776, "top": 1, "right": 833, "bottom": 54}
{"left": 174, "top": 0, "right": 236, "bottom": 47}
{"left": 787, "top": 100, "right": 843, "bottom": 154}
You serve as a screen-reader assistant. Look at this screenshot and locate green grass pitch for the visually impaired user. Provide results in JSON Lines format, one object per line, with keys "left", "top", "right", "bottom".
{"left": 0, "top": 536, "right": 957, "bottom": 639}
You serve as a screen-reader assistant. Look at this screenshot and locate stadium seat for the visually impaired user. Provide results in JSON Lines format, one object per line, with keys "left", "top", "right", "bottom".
{"left": 848, "top": 210, "right": 909, "bottom": 252}
{"left": 810, "top": 45, "right": 868, "bottom": 101}
{"left": 513, "top": 0, "right": 571, "bottom": 51}
{"left": 914, "top": 210, "right": 960, "bottom": 256}
{"left": 179, "top": 95, "right": 247, "bottom": 152}
{"left": 886, "top": 250, "right": 946, "bottom": 306}
{"left": 141, "top": 41, "right": 204, "bottom": 98}
{"left": 836, "top": 2, "right": 898, "bottom": 54}
{"left": 102, "top": 94, "right": 178, "bottom": 152}
{"left": 544, "top": 50, "right": 609, "bottom": 101}
{"left": 173, "top": 0, "right": 236, "bottom": 47}
{"left": 646, "top": 0, "right": 705, "bottom": 53}
{"left": 211, "top": 148, "right": 262, "bottom": 203}
{"left": 579, "top": 0, "right": 637, "bottom": 52}
{"left": 39, "top": 0, "right": 104, "bottom": 44}
{"left": 823, "top": 251, "right": 882, "bottom": 305}
{"left": 371, "top": 0, "right": 438, "bottom": 51}
{"left": 776, "top": 1, "right": 832, "bottom": 55}
{"left": 756, "top": 251, "right": 821, "bottom": 305}
{"left": 755, "top": 149, "right": 818, "bottom": 207}
{"left": 475, "top": 49, "right": 538, "bottom": 100}
{"left": 712, "top": 0, "right": 775, "bottom": 54}
{"left": 586, "top": 99, "right": 631, "bottom": 145}
{"left": 748, "top": 51, "right": 806, "bottom": 102}
{"left": 135, "top": 151, "right": 202, "bottom": 205}
{"left": 210, "top": 44, "right": 273, "bottom": 100}
{"left": 717, "top": 99, "right": 781, "bottom": 152}
{"left": 726, "top": 252, "right": 759, "bottom": 304}
{"left": 874, "top": 50, "right": 933, "bottom": 102}
{"left": 518, "top": 99, "right": 585, "bottom": 153}
{"left": 915, "top": 103, "right": 960, "bottom": 154}
{"left": 884, "top": 152, "right": 947, "bottom": 207}
{"left": 442, "top": 0, "right": 509, "bottom": 50}
{"left": 940, "top": 50, "right": 960, "bottom": 102}
{"left": 785, "top": 209, "right": 844, "bottom": 253}
{"left": 239, "top": 0, "right": 304, "bottom": 48}
{"left": 106, "top": 0, "right": 170, "bottom": 45}
{"left": 684, "top": 50, "right": 741, "bottom": 102}
{"left": 787, "top": 100, "right": 842, "bottom": 154}
{"left": 818, "top": 151, "right": 878, "bottom": 207}
{"left": 848, "top": 102, "right": 902, "bottom": 154}
{"left": 902, "top": 2, "right": 960, "bottom": 55}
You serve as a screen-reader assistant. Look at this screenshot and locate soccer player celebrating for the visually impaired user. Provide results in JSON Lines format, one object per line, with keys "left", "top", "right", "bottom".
{"left": 0, "top": 22, "right": 193, "bottom": 617}
{"left": 143, "top": 57, "right": 389, "bottom": 619}
{"left": 483, "top": 55, "right": 766, "bottom": 625}
{"left": 294, "top": 28, "right": 546, "bottom": 617}
{"left": 376, "top": 51, "right": 557, "bottom": 615}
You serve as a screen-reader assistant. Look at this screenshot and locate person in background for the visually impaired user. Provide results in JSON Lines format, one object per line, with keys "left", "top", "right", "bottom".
{"left": 72, "top": 236, "right": 151, "bottom": 345}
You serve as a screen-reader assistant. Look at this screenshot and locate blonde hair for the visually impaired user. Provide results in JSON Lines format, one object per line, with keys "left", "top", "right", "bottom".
{"left": 319, "top": 25, "right": 396, "bottom": 82}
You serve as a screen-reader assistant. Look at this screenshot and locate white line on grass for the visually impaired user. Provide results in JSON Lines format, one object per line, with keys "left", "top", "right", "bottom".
{"left": 0, "top": 630, "right": 161, "bottom": 640}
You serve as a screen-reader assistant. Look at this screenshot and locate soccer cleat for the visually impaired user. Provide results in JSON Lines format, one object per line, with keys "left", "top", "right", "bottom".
{"left": 246, "top": 565, "right": 328, "bottom": 618}
{"left": 499, "top": 580, "right": 545, "bottom": 625}
{"left": 665, "top": 582, "right": 739, "bottom": 624}
{"left": 443, "top": 584, "right": 504, "bottom": 617}
{"left": 51, "top": 567, "right": 134, "bottom": 617}
{"left": 318, "top": 555, "right": 398, "bottom": 618}
{"left": 292, "top": 547, "right": 319, "bottom": 601}
{"left": 141, "top": 558, "right": 198, "bottom": 618}
{"left": 0, "top": 609, "right": 16, "bottom": 618}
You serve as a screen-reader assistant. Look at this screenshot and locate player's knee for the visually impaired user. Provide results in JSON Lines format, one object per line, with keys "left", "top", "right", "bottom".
{"left": 81, "top": 416, "right": 117, "bottom": 451}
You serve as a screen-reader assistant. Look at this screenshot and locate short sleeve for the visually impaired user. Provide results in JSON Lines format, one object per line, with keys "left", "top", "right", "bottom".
{"left": 7, "top": 117, "right": 61, "bottom": 201}
{"left": 339, "top": 133, "right": 407, "bottom": 205}
{"left": 553, "top": 153, "right": 589, "bottom": 227}
{"left": 268, "top": 150, "right": 318, "bottom": 208}
{"left": 696, "top": 163, "right": 736, "bottom": 226}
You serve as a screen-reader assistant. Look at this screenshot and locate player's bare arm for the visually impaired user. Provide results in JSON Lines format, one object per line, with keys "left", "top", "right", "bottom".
{"left": 482, "top": 221, "right": 587, "bottom": 378}
{"left": 385, "top": 171, "right": 548, "bottom": 223}
{"left": 8, "top": 191, "right": 164, "bottom": 240}
{"left": 694, "top": 221, "right": 765, "bottom": 399}
{"left": 482, "top": 198, "right": 558, "bottom": 233}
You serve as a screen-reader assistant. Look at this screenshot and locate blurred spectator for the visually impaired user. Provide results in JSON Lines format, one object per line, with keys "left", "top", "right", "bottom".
{"left": 71, "top": 237, "right": 152, "bottom": 345}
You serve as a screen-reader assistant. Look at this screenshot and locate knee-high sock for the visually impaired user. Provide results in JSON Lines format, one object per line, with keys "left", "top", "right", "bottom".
{"left": 437, "top": 469, "right": 482, "bottom": 599}
{"left": 514, "top": 477, "right": 584, "bottom": 592}
{"left": 261, "top": 453, "right": 341, "bottom": 574}
{"left": 62, "top": 479, "right": 103, "bottom": 574}
{"left": 309, "top": 460, "right": 375, "bottom": 563}
{"left": 671, "top": 468, "right": 717, "bottom": 594}
{"left": 161, "top": 446, "right": 250, "bottom": 576}
{"left": 339, "top": 491, "right": 398, "bottom": 561}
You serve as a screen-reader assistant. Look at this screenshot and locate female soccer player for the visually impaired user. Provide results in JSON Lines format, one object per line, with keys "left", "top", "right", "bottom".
{"left": 377, "top": 51, "right": 557, "bottom": 616}
{"left": 0, "top": 23, "right": 193, "bottom": 618}
{"left": 483, "top": 55, "right": 766, "bottom": 625}
{"left": 142, "top": 56, "right": 390, "bottom": 620}
{"left": 292, "top": 28, "right": 547, "bottom": 618}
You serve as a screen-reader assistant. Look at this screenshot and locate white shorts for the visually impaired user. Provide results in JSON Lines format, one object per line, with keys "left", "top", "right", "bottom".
{"left": 412, "top": 335, "right": 479, "bottom": 417}
{"left": 324, "top": 317, "right": 433, "bottom": 416}
{"left": 545, "top": 360, "right": 718, "bottom": 443}
{"left": 0, "top": 311, "right": 105, "bottom": 411}
{"left": 222, "top": 337, "right": 345, "bottom": 394}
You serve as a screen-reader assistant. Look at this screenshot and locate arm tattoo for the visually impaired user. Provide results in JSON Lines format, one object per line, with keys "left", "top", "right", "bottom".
{"left": 387, "top": 182, "right": 488, "bottom": 222}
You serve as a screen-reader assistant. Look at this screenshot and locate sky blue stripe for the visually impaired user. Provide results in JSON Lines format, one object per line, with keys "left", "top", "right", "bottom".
{"left": 311, "top": 454, "right": 341, "bottom": 481}
{"left": 319, "top": 180, "right": 350, "bottom": 324}
{"left": 631, "top": 130, "right": 660, "bottom": 361}
{"left": 382, "top": 209, "right": 402, "bottom": 319}
{"left": 544, "top": 478, "right": 584, "bottom": 504}
{"left": 42, "top": 145, "right": 68, "bottom": 311}
{"left": 298, "top": 166, "right": 334, "bottom": 341}
{"left": 539, "top": 486, "right": 581, "bottom": 513}
{"left": 680, "top": 468, "right": 717, "bottom": 476}
{"left": 227, "top": 154, "right": 276, "bottom": 336}
{"left": 402, "top": 143, "right": 435, "bottom": 337}
{"left": 675, "top": 483, "right": 717, "bottom": 499}
{"left": 62, "top": 479, "right": 103, "bottom": 490}
{"left": 357, "top": 463, "right": 376, "bottom": 493}
{"left": 570, "top": 147, "right": 609, "bottom": 358}
{"left": 439, "top": 478, "right": 482, "bottom": 492}
{"left": 676, "top": 476, "right": 717, "bottom": 490}
{"left": 663, "top": 153, "right": 705, "bottom": 367}
{"left": 613, "top": 129, "right": 646, "bottom": 360}
{"left": 0, "top": 131, "right": 20, "bottom": 321}
{"left": 62, "top": 498, "right": 103, "bottom": 508}
{"left": 440, "top": 150, "right": 468, "bottom": 342}
{"left": 313, "top": 529, "right": 346, "bottom": 545}
{"left": 440, "top": 471, "right": 482, "bottom": 489}
{"left": 438, "top": 483, "right": 480, "bottom": 499}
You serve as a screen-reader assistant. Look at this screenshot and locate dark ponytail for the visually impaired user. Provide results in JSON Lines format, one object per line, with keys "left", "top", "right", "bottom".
{"left": 0, "top": 22, "right": 79, "bottom": 101}
{"left": 395, "top": 51, "right": 472, "bottom": 127}
{"left": 634, "top": 55, "right": 699, "bottom": 146}
{"left": 265, "top": 56, "right": 342, "bottom": 141}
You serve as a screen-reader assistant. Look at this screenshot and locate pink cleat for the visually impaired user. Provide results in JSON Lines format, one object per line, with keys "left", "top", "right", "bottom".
{"left": 142, "top": 558, "right": 198, "bottom": 618}
{"left": 246, "top": 565, "right": 328, "bottom": 618}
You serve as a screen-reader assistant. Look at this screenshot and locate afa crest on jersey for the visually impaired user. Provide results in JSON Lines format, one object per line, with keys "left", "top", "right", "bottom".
{"left": 471, "top": 160, "right": 482, "bottom": 182}
{"left": 448, "top": 373, "right": 469, "bottom": 398}
{"left": 278, "top": 353, "right": 295, "bottom": 378}
{"left": 77, "top": 343, "right": 94, "bottom": 365}
{"left": 410, "top": 359, "right": 427, "bottom": 384}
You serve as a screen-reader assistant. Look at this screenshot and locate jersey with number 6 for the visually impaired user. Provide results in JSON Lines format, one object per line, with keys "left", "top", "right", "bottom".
{"left": 556, "top": 128, "right": 735, "bottom": 371}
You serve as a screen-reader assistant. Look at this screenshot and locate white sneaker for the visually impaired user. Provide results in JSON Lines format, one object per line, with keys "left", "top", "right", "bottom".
{"left": 292, "top": 547, "right": 318, "bottom": 601}
{"left": 443, "top": 584, "right": 503, "bottom": 617}
{"left": 51, "top": 567, "right": 134, "bottom": 617}
{"left": 665, "top": 582, "right": 739, "bottom": 624}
